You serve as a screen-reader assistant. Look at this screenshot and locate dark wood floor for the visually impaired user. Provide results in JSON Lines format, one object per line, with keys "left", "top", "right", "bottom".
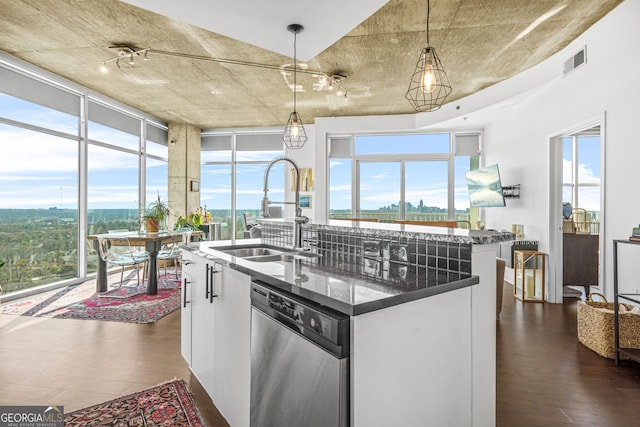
{"left": 1, "top": 281, "right": 639, "bottom": 426}
{"left": 0, "top": 304, "right": 229, "bottom": 426}
{"left": 497, "top": 284, "right": 640, "bottom": 426}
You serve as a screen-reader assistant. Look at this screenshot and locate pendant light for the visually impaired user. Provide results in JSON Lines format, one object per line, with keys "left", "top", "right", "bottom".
{"left": 283, "top": 24, "right": 308, "bottom": 149}
{"left": 405, "top": 0, "right": 452, "bottom": 112}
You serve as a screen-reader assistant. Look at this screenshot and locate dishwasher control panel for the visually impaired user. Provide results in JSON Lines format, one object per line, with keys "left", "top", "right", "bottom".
{"left": 250, "top": 281, "right": 349, "bottom": 356}
{"left": 268, "top": 293, "right": 331, "bottom": 338}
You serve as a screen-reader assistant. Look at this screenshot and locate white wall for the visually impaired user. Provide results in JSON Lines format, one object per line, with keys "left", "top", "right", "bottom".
{"left": 482, "top": 0, "right": 639, "bottom": 301}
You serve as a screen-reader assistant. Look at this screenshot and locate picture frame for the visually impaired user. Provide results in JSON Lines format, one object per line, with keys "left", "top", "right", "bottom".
{"left": 190, "top": 180, "right": 200, "bottom": 192}
{"left": 299, "top": 195, "right": 311, "bottom": 208}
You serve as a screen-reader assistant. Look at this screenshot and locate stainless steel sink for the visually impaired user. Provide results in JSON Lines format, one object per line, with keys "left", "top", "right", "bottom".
{"left": 243, "top": 254, "right": 295, "bottom": 262}
{"left": 212, "top": 244, "right": 321, "bottom": 262}
{"left": 217, "top": 247, "right": 283, "bottom": 258}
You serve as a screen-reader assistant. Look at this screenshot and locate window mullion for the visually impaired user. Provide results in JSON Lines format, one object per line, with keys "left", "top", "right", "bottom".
{"left": 448, "top": 155, "right": 455, "bottom": 220}
{"left": 400, "top": 161, "right": 406, "bottom": 220}
{"left": 354, "top": 159, "right": 360, "bottom": 218}
{"left": 231, "top": 134, "right": 237, "bottom": 242}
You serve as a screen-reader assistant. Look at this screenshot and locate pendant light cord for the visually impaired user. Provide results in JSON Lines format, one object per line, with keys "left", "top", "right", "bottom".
{"left": 293, "top": 30, "right": 297, "bottom": 112}
{"left": 426, "top": 0, "right": 430, "bottom": 45}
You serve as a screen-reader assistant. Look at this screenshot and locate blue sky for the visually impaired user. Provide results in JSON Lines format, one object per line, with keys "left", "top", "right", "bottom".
{"left": 0, "top": 93, "right": 602, "bottom": 213}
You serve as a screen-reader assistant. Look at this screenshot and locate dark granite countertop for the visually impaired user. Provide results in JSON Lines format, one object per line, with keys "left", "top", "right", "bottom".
{"left": 186, "top": 239, "right": 479, "bottom": 316}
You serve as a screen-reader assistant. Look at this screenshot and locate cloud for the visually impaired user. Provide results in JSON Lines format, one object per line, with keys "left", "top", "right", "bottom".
{"left": 370, "top": 172, "right": 388, "bottom": 180}
{"left": 330, "top": 184, "right": 351, "bottom": 192}
{"left": 562, "top": 159, "right": 600, "bottom": 184}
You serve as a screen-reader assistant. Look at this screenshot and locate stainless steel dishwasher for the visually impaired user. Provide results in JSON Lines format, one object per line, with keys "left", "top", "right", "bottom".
{"left": 250, "top": 281, "right": 350, "bottom": 427}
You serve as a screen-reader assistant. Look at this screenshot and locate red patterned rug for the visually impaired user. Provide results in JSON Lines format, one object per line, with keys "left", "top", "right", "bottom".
{"left": 64, "top": 379, "right": 205, "bottom": 426}
{"left": 0, "top": 275, "right": 180, "bottom": 323}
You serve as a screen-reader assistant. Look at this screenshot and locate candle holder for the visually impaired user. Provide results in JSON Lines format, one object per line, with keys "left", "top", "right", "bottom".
{"left": 513, "top": 250, "right": 545, "bottom": 303}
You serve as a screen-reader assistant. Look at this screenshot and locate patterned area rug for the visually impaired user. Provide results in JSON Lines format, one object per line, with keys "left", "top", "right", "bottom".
{"left": 0, "top": 274, "right": 180, "bottom": 323}
{"left": 64, "top": 379, "right": 205, "bottom": 426}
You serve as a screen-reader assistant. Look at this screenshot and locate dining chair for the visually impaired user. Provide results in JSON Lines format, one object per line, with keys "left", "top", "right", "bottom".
{"left": 96, "top": 235, "right": 150, "bottom": 288}
{"left": 157, "top": 231, "right": 192, "bottom": 284}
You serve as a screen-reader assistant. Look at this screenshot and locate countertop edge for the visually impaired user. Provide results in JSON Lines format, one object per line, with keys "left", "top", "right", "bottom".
{"left": 185, "top": 244, "right": 480, "bottom": 316}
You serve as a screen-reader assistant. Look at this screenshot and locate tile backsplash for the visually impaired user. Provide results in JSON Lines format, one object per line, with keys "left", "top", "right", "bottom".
{"left": 259, "top": 221, "right": 473, "bottom": 288}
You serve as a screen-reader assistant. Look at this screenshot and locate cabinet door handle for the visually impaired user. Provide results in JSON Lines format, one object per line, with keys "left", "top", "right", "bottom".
{"left": 183, "top": 278, "right": 190, "bottom": 308}
{"left": 205, "top": 264, "right": 210, "bottom": 299}
{"left": 210, "top": 267, "right": 220, "bottom": 302}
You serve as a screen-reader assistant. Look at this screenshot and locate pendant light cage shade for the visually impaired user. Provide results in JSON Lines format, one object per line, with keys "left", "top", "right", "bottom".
{"left": 283, "top": 111, "right": 308, "bottom": 149}
{"left": 405, "top": 46, "right": 452, "bottom": 112}
{"left": 283, "top": 23, "right": 307, "bottom": 150}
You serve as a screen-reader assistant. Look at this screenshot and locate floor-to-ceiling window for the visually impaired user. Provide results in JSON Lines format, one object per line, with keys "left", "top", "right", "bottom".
{"left": 329, "top": 132, "right": 479, "bottom": 223}
{"left": 201, "top": 134, "right": 233, "bottom": 239}
{"left": 145, "top": 123, "right": 169, "bottom": 227}
{"left": 87, "top": 100, "right": 143, "bottom": 239}
{"left": 0, "top": 122, "right": 80, "bottom": 293}
{"left": 0, "top": 66, "right": 81, "bottom": 295}
{"left": 0, "top": 56, "right": 167, "bottom": 296}
{"left": 201, "top": 131, "right": 285, "bottom": 239}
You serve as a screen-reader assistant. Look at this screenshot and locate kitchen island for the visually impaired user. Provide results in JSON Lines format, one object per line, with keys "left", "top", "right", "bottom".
{"left": 181, "top": 221, "right": 512, "bottom": 427}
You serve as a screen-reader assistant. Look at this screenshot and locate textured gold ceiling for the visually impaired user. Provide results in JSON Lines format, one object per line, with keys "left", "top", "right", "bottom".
{"left": 0, "top": 0, "right": 623, "bottom": 129}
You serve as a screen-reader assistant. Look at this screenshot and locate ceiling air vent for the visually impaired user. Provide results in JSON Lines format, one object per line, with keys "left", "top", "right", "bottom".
{"left": 563, "top": 46, "right": 587, "bottom": 75}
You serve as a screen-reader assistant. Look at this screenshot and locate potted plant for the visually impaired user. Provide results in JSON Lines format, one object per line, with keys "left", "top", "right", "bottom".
{"left": 143, "top": 193, "right": 171, "bottom": 232}
{"left": 174, "top": 213, "right": 203, "bottom": 231}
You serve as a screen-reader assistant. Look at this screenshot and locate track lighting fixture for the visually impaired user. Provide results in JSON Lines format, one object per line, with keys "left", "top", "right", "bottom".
{"left": 99, "top": 45, "right": 349, "bottom": 99}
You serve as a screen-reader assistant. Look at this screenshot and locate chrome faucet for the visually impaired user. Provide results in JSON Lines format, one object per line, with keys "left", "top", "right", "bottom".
{"left": 262, "top": 156, "right": 309, "bottom": 249}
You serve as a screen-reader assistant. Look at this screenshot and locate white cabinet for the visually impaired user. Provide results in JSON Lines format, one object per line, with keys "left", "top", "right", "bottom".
{"left": 180, "top": 250, "right": 251, "bottom": 427}
{"left": 181, "top": 251, "right": 216, "bottom": 396}
{"left": 351, "top": 286, "right": 473, "bottom": 427}
{"left": 192, "top": 259, "right": 217, "bottom": 397}
{"left": 211, "top": 264, "right": 251, "bottom": 427}
{"left": 180, "top": 267, "right": 192, "bottom": 365}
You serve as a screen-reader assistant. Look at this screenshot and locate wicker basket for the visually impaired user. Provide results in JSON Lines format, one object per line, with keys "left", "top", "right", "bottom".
{"left": 577, "top": 294, "right": 640, "bottom": 359}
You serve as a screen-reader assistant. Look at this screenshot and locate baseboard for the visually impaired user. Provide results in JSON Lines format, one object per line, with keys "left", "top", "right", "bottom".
{"left": 504, "top": 267, "right": 514, "bottom": 285}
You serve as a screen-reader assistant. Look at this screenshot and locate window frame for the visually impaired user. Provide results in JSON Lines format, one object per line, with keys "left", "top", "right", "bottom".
{"left": 328, "top": 131, "right": 480, "bottom": 222}
{"left": 0, "top": 55, "right": 168, "bottom": 296}
{"left": 200, "top": 130, "right": 285, "bottom": 239}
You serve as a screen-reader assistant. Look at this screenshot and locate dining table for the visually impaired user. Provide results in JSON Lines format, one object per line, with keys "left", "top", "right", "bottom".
{"left": 89, "top": 230, "right": 195, "bottom": 295}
